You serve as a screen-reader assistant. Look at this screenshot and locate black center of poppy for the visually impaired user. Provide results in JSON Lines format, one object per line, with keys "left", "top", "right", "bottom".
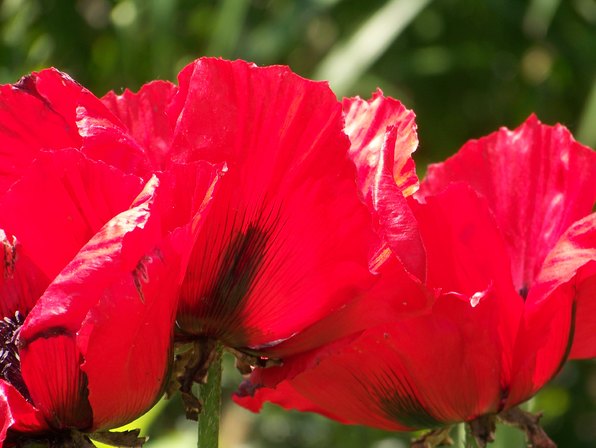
{"left": 0, "top": 310, "right": 31, "bottom": 401}
{"left": 519, "top": 285, "right": 529, "bottom": 300}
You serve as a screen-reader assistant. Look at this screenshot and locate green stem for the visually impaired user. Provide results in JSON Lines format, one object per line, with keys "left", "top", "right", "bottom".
{"left": 464, "top": 424, "right": 478, "bottom": 448}
{"left": 197, "top": 343, "right": 223, "bottom": 448}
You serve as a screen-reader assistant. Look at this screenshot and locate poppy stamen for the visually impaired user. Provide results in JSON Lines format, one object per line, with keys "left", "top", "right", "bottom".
{"left": 0, "top": 310, "right": 31, "bottom": 401}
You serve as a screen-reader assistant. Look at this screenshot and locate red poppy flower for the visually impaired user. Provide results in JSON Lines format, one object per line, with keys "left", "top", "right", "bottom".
{"left": 97, "top": 58, "right": 430, "bottom": 356}
{"left": 235, "top": 116, "right": 596, "bottom": 437}
{"left": 0, "top": 72, "right": 220, "bottom": 446}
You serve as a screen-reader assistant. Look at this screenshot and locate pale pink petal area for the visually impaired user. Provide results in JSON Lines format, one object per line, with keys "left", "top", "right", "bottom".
{"left": 369, "top": 129, "right": 426, "bottom": 279}
{"left": 342, "top": 91, "right": 419, "bottom": 200}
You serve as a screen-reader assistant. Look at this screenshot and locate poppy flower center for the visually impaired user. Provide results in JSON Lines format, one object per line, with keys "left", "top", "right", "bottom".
{"left": 0, "top": 310, "right": 31, "bottom": 401}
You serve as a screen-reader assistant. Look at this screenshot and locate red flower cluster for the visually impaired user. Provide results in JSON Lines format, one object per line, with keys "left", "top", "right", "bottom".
{"left": 236, "top": 110, "right": 596, "bottom": 438}
{"left": 0, "top": 69, "right": 220, "bottom": 446}
{"left": 0, "top": 58, "right": 594, "bottom": 446}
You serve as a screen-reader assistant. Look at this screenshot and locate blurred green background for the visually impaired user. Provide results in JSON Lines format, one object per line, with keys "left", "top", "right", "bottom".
{"left": 1, "top": 0, "right": 595, "bottom": 446}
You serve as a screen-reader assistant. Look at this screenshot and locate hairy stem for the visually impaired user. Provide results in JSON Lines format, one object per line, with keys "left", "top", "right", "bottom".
{"left": 197, "top": 343, "right": 223, "bottom": 448}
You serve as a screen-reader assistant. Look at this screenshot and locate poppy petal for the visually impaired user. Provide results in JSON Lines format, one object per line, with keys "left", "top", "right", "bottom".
{"left": 239, "top": 291, "right": 507, "bottom": 430}
{"left": 76, "top": 105, "right": 154, "bottom": 180}
{"left": 171, "top": 58, "right": 378, "bottom": 348}
{"left": 264, "top": 253, "right": 431, "bottom": 358}
{"left": 507, "top": 214, "right": 596, "bottom": 409}
{"left": 78, "top": 242, "right": 179, "bottom": 430}
{"left": 0, "top": 148, "right": 143, "bottom": 281}
{"left": 412, "top": 184, "right": 524, "bottom": 387}
{"left": 505, "top": 280, "right": 575, "bottom": 408}
{"left": 517, "top": 214, "right": 596, "bottom": 364}
{"left": 101, "top": 81, "right": 177, "bottom": 170}
{"left": 19, "top": 334, "right": 92, "bottom": 430}
{"left": 20, "top": 162, "right": 219, "bottom": 430}
{"left": 419, "top": 115, "right": 596, "bottom": 295}
{"left": 81, "top": 166, "right": 220, "bottom": 430}
{"left": 342, "top": 92, "right": 425, "bottom": 278}
{"left": 19, "top": 177, "right": 168, "bottom": 430}
{"left": 369, "top": 129, "right": 426, "bottom": 279}
{"left": 0, "top": 230, "right": 48, "bottom": 317}
{"left": 569, "top": 264, "right": 596, "bottom": 359}
{"left": 0, "top": 69, "right": 83, "bottom": 194}
{"left": 342, "top": 90, "right": 419, "bottom": 201}
{"left": 0, "top": 381, "right": 47, "bottom": 441}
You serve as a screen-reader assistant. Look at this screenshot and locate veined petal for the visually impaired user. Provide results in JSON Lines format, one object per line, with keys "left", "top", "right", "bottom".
{"left": 238, "top": 291, "right": 508, "bottom": 430}
{"left": 512, "top": 213, "right": 596, "bottom": 368}
{"left": 101, "top": 81, "right": 177, "bottom": 170}
{"left": 369, "top": 129, "right": 426, "bottom": 279}
{"left": 0, "top": 148, "right": 143, "bottom": 282}
{"left": 19, "top": 334, "right": 92, "bottom": 430}
{"left": 76, "top": 106, "right": 154, "bottom": 180}
{"left": 78, "top": 242, "right": 179, "bottom": 430}
{"left": 20, "top": 162, "right": 220, "bottom": 430}
{"left": 264, "top": 253, "right": 431, "bottom": 357}
{"left": 0, "top": 69, "right": 83, "bottom": 194}
{"left": 80, "top": 166, "right": 220, "bottom": 430}
{"left": 419, "top": 115, "right": 596, "bottom": 295}
{"left": 171, "top": 58, "right": 380, "bottom": 348}
{"left": 20, "top": 174, "right": 166, "bottom": 343}
{"left": 412, "top": 184, "right": 524, "bottom": 389}
{"left": 507, "top": 214, "right": 596, "bottom": 408}
{"left": 342, "top": 92, "right": 425, "bottom": 279}
{"left": 342, "top": 90, "right": 419, "bottom": 201}
{"left": 0, "top": 381, "right": 47, "bottom": 443}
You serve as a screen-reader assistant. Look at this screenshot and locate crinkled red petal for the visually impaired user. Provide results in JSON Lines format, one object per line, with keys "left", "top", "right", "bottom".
{"left": 342, "top": 92, "right": 425, "bottom": 279}
{"left": 0, "top": 69, "right": 83, "bottom": 194}
{"left": 238, "top": 289, "right": 510, "bottom": 430}
{"left": 172, "top": 58, "right": 379, "bottom": 348}
{"left": 506, "top": 214, "right": 596, "bottom": 408}
{"left": 419, "top": 115, "right": 596, "bottom": 294}
{"left": 20, "top": 163, "right": 219, "bottom": 430}
{"left": 369, "top": 129, "right": 426, "bottom": 279}
{"left": 342, "top": 91, "right": 419, "bottom": 200}
{"left": 83, "top": 166, "right": 220, "bottom": 430}
{"left": 412, "top": 184, "right": 524, "bottom": 390}
{"left": 76, "top": 106, "right": 154, "bottom": 180}
{"left": 101, "top": 81, "right": 177, "bottom": 170}
{"left": 534, "top": 213, "right": 596, "bottom": 361}
{"left": 0, "top": 149, "right": 143, "bottom": 282}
